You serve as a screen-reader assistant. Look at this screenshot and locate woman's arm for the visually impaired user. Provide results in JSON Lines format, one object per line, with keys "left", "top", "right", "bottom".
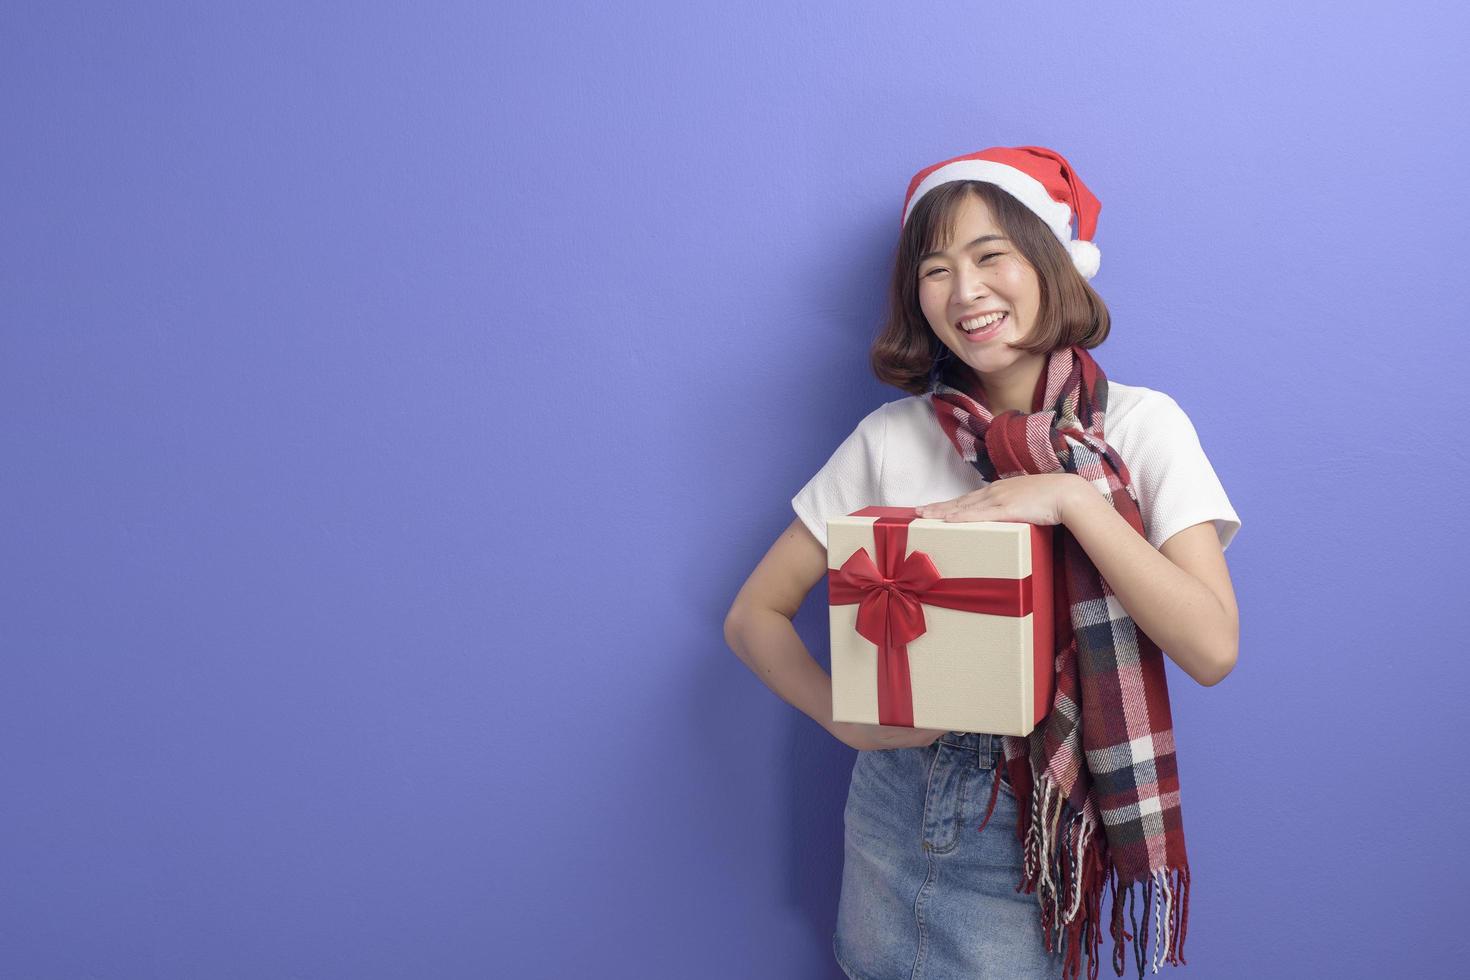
{"left": 723, "top": 519, "right": 837, "bottom": 727}
{"left": 1060, "top": 478, "right": 1239, "bottom": 686}
{"left": 919, "top": 473, "right": 1241, "bottom": 687}
{"left": 723, "top": 519, "right": 950, "bottom": 749}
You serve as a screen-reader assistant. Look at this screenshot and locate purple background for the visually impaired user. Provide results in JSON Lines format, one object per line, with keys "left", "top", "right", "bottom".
{"left": 3, "top": 2, "right": 1465, "bottom": 977}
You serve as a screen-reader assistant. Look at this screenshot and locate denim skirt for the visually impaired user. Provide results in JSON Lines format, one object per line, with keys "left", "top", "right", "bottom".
{"left": 832, "top": 732, "right": 1064, "bottom": 980}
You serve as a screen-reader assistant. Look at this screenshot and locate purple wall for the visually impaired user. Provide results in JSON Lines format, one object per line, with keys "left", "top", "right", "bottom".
{"left": 3, "top": 2, "right": 1465, "bottom": 977}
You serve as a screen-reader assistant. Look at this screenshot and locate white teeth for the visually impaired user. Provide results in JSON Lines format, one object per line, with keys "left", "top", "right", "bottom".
{"left": 960, "top": 312, "right": 1006, "bottom": 332}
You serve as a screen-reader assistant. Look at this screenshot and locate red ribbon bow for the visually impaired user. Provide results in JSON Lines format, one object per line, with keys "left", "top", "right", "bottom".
{"left": 828, "top": 507, "right": 1036, "bottom": 727}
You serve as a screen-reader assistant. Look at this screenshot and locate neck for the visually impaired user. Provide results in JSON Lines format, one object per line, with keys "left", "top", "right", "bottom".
{"left": 965, "top": 352, "right": 1047, "bottom": 415}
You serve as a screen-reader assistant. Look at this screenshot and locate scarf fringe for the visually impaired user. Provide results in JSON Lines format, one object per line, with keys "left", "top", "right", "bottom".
{"left": 995, "top": 772, "right": 1190, "bottom": 978}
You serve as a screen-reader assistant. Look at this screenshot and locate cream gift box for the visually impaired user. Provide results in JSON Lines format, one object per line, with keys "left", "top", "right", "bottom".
{"left": 826, "top": 506, "right": 1056, "bottom": 737}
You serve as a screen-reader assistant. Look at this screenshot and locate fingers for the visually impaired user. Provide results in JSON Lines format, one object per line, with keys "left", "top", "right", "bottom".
{"left": 938, "top": 506, "right": 994, "bottom": 523}
{"left": 918, "top": 489, "right": 988, "bottom": 519}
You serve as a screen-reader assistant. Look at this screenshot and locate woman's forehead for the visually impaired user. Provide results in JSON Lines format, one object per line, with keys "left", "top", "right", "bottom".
{"left": 928, "top": 192, "right": 1003, "bottom": 252}
{"left": 946, "top": 193, "right": 999, "bottom": 233}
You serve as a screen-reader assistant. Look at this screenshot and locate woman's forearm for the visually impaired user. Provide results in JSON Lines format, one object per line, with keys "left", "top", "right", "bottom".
{"left": 1061, "top": 480, "right": 1234, "bottom": 686}
{"left": 723, "top": 607, "right": 834, "bottom": 729}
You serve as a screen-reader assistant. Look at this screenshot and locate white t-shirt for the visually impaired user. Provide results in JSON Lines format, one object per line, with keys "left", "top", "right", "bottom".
{"left": 792, "top": 381, "right": 1241, "bottom": 554}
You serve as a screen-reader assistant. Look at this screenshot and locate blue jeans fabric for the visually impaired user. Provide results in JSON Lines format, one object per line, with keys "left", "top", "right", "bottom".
{"left": 833, "top": 732, "right": 1065, "bottom": 980}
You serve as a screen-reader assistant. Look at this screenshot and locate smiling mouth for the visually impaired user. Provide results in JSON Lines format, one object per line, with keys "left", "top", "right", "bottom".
{"left": 957, "top": 312, "right": 1008, "bottom": 339}
{"left": 956, "top": 311, "right": 1008, "bottom": 332}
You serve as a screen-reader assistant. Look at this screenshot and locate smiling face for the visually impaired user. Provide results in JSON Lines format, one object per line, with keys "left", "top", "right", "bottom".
{"left": 916, "top": 191, "right": 1046, "bottom": 409}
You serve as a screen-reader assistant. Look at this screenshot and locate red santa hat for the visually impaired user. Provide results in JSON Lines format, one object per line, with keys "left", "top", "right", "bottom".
{"left": 900, "top": 145, "right": 1102, "bottom": 280}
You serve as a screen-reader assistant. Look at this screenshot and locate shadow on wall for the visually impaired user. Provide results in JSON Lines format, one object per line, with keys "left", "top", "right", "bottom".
{"left": 784, "top": 594, "right": 854, "bottom": 979}
{"left": 694, "top": 539, "right": 853, "bottom": 977}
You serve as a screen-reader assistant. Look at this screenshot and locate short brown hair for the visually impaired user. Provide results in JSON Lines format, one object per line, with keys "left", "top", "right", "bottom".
{"left": 870, "top": 181, "right": 1111, "bottom": 396}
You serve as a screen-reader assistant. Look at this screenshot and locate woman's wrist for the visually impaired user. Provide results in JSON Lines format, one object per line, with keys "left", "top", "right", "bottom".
{"left": 1059, "top": 472, "right": 1097, "bottom": 525}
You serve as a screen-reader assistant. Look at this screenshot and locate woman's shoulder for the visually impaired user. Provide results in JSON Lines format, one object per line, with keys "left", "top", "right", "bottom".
{"left": 880, "top": 393, "right": 937, "bottom": 421}
{"left": 1105, "top": 380, "right": 1194, "bottom": 432}
{"left": 1104, "top": 380, "right": 1221, "bottom": 473}
{"left": 874, "top": 393, "right": 949, "bottom": 442}
{"left": 1104, "top": 379, "right": 1240, "bottom": 551}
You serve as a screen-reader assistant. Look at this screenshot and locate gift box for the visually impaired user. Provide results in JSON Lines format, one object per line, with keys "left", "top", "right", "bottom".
{"left": 827, "top": 506, "right": 1055, "bottom": 736}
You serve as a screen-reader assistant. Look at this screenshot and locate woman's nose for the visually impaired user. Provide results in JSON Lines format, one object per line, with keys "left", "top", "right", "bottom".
{"left": 954, "top": 265, "right": 988, "bottom": 304}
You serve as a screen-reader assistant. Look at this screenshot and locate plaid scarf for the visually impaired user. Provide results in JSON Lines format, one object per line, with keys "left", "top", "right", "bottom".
{"left": 927, "top": 345, "right": 1191, "bottom": 980}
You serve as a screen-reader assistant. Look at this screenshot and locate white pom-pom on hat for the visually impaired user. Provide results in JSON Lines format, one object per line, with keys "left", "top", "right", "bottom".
{"left": 1066, "top": 238, "right": 1101, "bottom": 280}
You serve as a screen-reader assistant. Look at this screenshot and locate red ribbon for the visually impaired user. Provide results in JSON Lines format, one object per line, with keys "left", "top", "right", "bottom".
{"left": 828, "top": 506, "right": 1034, "bottom": 727}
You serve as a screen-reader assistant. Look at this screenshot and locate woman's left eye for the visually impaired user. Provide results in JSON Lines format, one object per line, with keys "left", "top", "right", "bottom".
{"left": 977, "top": 252, "right": 1002, "bottom": 263}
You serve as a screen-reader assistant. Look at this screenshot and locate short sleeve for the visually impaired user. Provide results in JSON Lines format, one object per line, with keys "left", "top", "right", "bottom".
{"left": 1125, "top": 394, "right": 1242, "bottom": 552}
{"left": 791, "top": 404, "right": 887, "bottom": 550}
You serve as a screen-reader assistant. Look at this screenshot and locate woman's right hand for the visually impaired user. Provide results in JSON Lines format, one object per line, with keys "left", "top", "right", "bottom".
{"left": 826, "top": 719, "right": 949, "bottom": 752}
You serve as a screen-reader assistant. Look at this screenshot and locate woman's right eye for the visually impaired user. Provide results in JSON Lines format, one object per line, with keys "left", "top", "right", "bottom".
{"left": 922, "top": 268, "right": 946, "bottom": 279}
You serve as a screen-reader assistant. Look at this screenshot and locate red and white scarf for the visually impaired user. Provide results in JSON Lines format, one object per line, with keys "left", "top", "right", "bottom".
{"left": 929, "top": 345, "right": 1191, "bottom": 979}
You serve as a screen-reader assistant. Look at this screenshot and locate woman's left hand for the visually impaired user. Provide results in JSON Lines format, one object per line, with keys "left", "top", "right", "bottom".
{"left": 915, "top": 473, "right": 1084, "bottom": 527}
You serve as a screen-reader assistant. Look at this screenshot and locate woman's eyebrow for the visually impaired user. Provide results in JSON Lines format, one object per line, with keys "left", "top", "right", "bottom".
{"left": 919, "top": 235, "right": 1009, "bottom": 263}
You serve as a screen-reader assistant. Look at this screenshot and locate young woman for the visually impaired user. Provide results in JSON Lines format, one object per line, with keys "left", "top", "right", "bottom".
{"left": 723, "top": 146, "right": 1242, "bottom": 979}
